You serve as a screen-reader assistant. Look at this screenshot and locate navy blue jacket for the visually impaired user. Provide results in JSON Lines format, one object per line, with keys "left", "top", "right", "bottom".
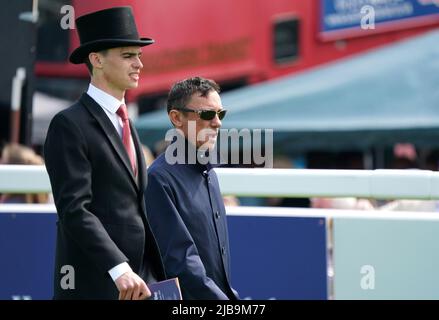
{"left": 145, "top": 146, "right": 238, "bottom": 300}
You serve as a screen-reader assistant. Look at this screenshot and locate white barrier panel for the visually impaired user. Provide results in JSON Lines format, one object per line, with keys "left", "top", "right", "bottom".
{"left": 0, "top": 165, "right": 51, "bottom": 193}
{"left": 332, "top": 217, "right": 439, "bottom": 299}
{"left": 216, "top": 168, "right": 439, "bottom": 200}
{"left": 2, "top": 165, "right": 439, "bottom": 200}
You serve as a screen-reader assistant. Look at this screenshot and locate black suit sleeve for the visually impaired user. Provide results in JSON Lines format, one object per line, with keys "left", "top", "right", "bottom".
{"left": 44, "top": 113, "right": 128, "bottom": 274}
{"left": 145, "top": 169, "right": 228, "bottom": 300}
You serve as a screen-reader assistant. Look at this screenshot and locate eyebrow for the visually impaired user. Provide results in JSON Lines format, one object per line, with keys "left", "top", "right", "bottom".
{"left": 120, "top": 51, "right": 142, "bottom": 56}
{"left": 190, "top": 106, "right": 225, "bottom": 110}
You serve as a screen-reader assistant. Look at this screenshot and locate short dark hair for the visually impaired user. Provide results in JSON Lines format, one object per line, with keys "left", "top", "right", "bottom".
{"left": 166, "top": 77, "right": 221, "bottom": 113}
{"left": 84, "top": 58, "right": 93, "bottom": 75}
{"left": 84, "top": 49, "right": 108, "bottom": 75}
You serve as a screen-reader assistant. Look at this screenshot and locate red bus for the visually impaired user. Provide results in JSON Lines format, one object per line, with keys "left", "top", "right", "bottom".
{"left": 35, "top": 0, "right": 439, "bottom": 113}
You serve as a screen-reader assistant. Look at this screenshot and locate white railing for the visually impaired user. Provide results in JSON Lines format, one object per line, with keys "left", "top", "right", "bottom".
{"left": 0, "top": 165, "right": 51, "bottom": 193}
{"left": 2, "top": 164, "right": 439, "bottom": 200}
{"left": 216, "top": 168, "right": 439, "bottom": 199}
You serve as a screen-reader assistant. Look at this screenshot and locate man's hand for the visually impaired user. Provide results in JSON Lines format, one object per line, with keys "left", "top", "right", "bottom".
{"left": 115, "top": 271, "right": 151, "bottom": 300}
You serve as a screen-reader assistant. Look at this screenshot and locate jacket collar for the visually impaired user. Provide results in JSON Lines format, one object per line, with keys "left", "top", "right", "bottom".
{"left": 86, "top": 83, "right": 124, "bottom": 114}
{"left": 80, "top": 93, "right": 147, "bottom": 192}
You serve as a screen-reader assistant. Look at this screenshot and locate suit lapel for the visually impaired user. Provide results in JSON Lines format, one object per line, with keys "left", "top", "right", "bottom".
{"left": 80, "top": 93, "right": 138, "bottom": 189}
{"left": 131, "top": 120, "right": 147, "bottom": 194}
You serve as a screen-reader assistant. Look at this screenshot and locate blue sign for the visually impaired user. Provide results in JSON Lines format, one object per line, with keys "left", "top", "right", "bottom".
{"left": 0, "top": 210, "right": 328, "bottom": 300}
{"left": 320, "top": 0, "right": 439, "bottom": 40}
{"left": 0, "top": 212, "right": 56, "bottom": 300}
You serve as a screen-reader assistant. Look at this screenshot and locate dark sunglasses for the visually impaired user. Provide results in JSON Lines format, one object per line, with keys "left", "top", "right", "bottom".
{"left": 176, "top": 107, "right": 227, "bottom": 120}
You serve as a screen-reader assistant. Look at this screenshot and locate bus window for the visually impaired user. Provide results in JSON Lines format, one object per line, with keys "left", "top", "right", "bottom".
{"left": 273, "top": 18, "right": 299, "bottom": 64}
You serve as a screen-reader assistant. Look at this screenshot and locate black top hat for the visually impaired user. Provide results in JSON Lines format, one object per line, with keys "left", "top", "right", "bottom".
{"left": 69, "top": 6, "right": 154, "bottom": 64}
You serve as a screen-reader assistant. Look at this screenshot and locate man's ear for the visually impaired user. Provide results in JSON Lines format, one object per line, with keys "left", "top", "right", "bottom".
{"left": 169, "top": 110, "right": 183, "bottom": 128}
{"left": 89, "top": 52, "right": 103, "bottom": 70}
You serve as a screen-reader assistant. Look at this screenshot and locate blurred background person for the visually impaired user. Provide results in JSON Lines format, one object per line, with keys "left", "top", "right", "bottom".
{"left": 223, "top": 195, "right": 240, "bottom": 207}
{"left": 0, "top": 143, "right": 50, "bottom": 204}
{"left": 378, "top": 143, "right": 438, "bottom": 212}
{"left": 266, "top": 155, "right": 310, "bottom": 208}
{"left": 141, "top": 144, "right": 155, "bottom": 168}
{"left": 391, "top": 143, "right": 418, "bottom": 170}
{"left": 310, "top": 151, "right": 375, "bottom": 210}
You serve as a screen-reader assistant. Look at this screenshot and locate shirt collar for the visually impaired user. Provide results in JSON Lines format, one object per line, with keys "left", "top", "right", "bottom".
{"left": 87, "top": 83, "right": 125, "bottom": 114}
{"left": 167, "top": 135, "right": 218, "bottom": 173}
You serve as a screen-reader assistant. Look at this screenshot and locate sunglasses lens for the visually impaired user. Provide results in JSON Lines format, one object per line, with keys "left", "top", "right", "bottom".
{"left": 200, "top": 111, "right": 216, "bottom": 120}
{"left": 198, "top": 109, "right": 227, "bottom": 120}
{"left": 218, "top": 110, "right": 226, "bottom": 120}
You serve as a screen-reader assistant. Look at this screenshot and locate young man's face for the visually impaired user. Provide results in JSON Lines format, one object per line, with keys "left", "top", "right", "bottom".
{"left": 180, "top": 90, "right": 223, "bottom": 151}
{"left": 99, "top": 46, "right": 143, "bottom": 94}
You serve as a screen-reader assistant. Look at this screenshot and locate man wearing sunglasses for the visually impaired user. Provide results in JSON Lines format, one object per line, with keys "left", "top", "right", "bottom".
{"left": 144, "top": 77, "right": 239, "bottom": 300}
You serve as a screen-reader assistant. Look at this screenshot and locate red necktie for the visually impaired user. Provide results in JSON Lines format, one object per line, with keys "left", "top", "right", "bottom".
{"left": 116, "top": 104, "right": 137, "bottom": 176}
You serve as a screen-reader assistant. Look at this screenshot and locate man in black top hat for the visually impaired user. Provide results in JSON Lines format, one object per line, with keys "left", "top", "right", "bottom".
{"left": 44, "top": 6, "right": 166, "bottom": 300}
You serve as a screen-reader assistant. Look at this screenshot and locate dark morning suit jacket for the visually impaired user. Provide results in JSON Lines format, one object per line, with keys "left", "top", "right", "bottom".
{"left": 44, "top": 93, "right": 166, "bottom": 299}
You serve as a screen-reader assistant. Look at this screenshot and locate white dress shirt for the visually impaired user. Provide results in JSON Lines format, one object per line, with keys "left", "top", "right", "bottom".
{"left": 86, "top": 83, "right": 134, "bottom": 282}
